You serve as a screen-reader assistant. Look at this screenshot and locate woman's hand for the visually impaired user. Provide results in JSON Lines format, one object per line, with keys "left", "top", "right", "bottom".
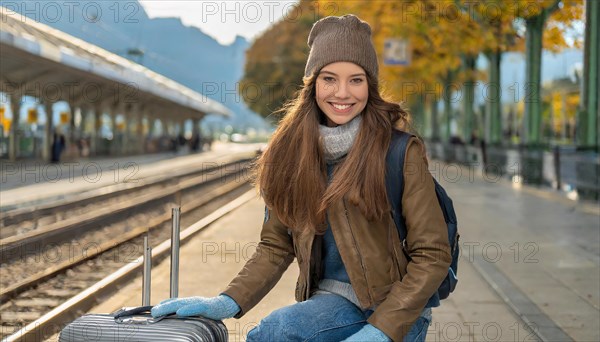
{"left": 342, "top": 324, "right": 392, "bottom": 342}
{"left": 150, "top": 294, "right": 240, "bottom": 320}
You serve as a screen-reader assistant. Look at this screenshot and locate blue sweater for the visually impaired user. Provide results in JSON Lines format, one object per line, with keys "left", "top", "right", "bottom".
{"left": 317, "top": 163, "right": 361, "bottom": 307}
{"left": 321, "top": 216, "right": 351, "bottom": 283}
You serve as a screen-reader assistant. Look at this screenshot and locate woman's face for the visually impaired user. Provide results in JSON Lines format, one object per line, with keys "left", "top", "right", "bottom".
{"left": 315, "top": 62, "right": 368, "bottom": 127}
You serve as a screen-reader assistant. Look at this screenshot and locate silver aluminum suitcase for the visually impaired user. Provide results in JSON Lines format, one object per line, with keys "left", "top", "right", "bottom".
{"left": 58, "top": 306, "right": 227, "bottom": 342}
{"left": 59, "top": 208, "right": 228, "bottom": 342}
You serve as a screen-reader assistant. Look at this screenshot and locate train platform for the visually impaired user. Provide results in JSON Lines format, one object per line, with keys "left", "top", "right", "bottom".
{"left": 79, "top": 159, "right": 599, "bottom": 342}
{"left": 0, "top": 142, "right": 264, "bottom": 209}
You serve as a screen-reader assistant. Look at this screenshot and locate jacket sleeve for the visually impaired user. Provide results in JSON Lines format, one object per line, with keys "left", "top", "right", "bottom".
{"left": 368, "top": 137, "right": 452, "bottom": 341}
{"left": 221, "top": 206, "right": 296, "bottom": 318}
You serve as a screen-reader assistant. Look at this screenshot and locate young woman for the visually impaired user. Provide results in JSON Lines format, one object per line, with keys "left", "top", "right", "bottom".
{"left": 152, "top": 14, "right": 451, "bottom": 342}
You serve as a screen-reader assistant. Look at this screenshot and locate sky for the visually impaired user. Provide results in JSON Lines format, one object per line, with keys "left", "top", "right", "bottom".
{"left": 139, "top": 0, "right": 298, "bottom": 45}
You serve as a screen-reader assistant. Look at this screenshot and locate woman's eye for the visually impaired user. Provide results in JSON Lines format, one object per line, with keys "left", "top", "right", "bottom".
{"left": 323, "top": 77, "right": 335, "bottom": 82}
{"left": 351, "top": 78, "right": 364, "bottom": 83}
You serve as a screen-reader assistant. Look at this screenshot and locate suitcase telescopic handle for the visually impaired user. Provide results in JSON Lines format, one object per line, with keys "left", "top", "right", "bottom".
{"left": 170, "top": 207, "right": 181, "bottom": 298}
{"left": 113, "top": 306, "right": 174, "bottom": 324}
{"left": 142, "top": 233, "right": 152, "bottom": 306}
{"left": 114, "top": 305, "right": 154, "bottom": 319}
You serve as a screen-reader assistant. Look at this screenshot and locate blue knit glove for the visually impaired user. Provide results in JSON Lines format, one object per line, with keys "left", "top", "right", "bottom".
{"left": 151, "top": 294, "right": 240, "bottom": 320}
{"left": 342, "top": 324, "right": 391, "bottom": 342}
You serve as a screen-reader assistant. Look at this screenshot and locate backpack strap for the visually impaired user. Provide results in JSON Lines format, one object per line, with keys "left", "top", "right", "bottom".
{"left": 385, "top": 130, "right": 414, "bottom": 243}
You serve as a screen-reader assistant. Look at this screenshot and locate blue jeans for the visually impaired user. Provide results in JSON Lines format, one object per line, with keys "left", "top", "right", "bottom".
{"left": 246, "top": 293, "right": 431, "bottom": 342}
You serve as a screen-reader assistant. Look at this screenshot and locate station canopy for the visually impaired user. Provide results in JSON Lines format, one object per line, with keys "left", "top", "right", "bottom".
{"left": 0, "top": 6, "right": 232, "bottom": 119}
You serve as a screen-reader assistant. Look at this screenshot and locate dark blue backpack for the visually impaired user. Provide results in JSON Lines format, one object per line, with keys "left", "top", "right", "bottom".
{"left": 385, "top": 130, "right": 459, "bottom": 300}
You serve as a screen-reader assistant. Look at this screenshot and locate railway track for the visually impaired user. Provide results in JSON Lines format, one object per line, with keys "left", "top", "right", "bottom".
{"left": 0, "top": 155, "right": 256, "bottom": 341}
{"left": 1, "top": 154, "right": 253, "bottom": 295}
{"left": 0, "top": 152, "right": 254, "bottom": 253}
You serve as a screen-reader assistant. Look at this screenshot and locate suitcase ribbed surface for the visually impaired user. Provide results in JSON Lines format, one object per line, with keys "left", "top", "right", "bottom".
{"left": 59, "top": 313, "right": 228, "bottom": 342}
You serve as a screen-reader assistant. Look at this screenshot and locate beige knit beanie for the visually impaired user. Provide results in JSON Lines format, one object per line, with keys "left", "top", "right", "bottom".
{"left": 305, "top": 14, "right": 378, "bottom": 79}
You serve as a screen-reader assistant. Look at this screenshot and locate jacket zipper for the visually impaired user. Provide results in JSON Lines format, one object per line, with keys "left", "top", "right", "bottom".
{"left": 342, "top": 198, "right": 372, "bottom": 304}
{"left": 391, "top": 211, "right": 409, "bottom": 253}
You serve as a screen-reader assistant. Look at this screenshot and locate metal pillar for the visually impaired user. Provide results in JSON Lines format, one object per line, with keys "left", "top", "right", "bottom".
{"left": 164, "top": 119, "right": 169, "bottom": 137}
{"left": 487, "top": 51, "right": 502, "bottom": 145}
{"left": 524, "top": 15, "right": 544, "bottom": 145}
{"left": 110, "top": 111, "right": 117, "bottom": 156}
{"left": 179, "top": 119, "right": 186, "bottom": 136}
{"left": 577, "top": 0, "right": 599, "bottom": 148}
{"left": 8, "top": 95, "right": 21, "bottom": 161}
{"left": 78, "top": 105, "right": 90, "bottom": 158}
{"left": 121, "top": 113, "right": 129, "bottom": 155}
{"left": 147, "top": 115, "right": 155, "bottom": 138}
{"left": 192, "top": 118, "right": 200, "bottom": 136}
{"left": 136, "top": 110, "right": 145, "bottom": 154}
{"left": 591, "top": 0, "right": 599, "bottom": 148}
{"left": 91, "top": 104, "right": 102, "bottom": 156}
{"left": 430, "top": 98, "right": 440, "bottom": 142}
{"left": 43, "top": 102, "right": 54, "bottom": 162}
{"left": 79, "top": 105, "right": 89, "bottom": 138}
{"left": 69, "top": 105, "right": 77, "bottom": 143}
{"left": 523, "top": 2, "right": 560, "bottom": 146}
{"left": 412, "top": 94, "right": 425, "bottom": 135}
{"left": 462, "top": 56, "right": 477, "bottom": 143}
{"left": 443, "top": 72, "right": 454, "bottom": 142}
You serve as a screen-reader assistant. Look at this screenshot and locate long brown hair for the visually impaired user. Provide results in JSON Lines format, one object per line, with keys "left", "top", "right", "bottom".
{"left": 253, "top": 71, "right": 412, "bottom": 234}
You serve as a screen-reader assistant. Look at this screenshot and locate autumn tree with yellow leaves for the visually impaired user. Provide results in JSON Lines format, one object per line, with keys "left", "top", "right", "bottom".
{"left": 241, "top": 0, "right": 584, "bottom": 146}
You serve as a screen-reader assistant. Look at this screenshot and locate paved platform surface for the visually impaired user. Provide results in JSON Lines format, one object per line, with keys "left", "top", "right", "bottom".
{"left": 429, "top": 160, "right": 598, "bottom": 342}
{"left": 83, "top": 194, "right": 531, "bottom": 342}
{"left": 73, "top": 158, "right": 599, "bottom": 342}
{"left": 35, "top": 155, "right": 598, "bottom": 342}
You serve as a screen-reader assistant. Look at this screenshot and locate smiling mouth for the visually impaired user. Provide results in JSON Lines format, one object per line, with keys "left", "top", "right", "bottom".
{"left": 328, "top": 102, "right": 354, "bottom": 111}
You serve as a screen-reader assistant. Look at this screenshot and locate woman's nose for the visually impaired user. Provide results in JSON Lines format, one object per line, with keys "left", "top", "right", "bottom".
{"left": 334, "top": 83, "right": 349, "bottom": 98}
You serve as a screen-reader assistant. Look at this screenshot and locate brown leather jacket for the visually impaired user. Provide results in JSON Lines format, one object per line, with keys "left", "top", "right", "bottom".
{"left": 223, "top": 136, "right": 452, "bottom": 341}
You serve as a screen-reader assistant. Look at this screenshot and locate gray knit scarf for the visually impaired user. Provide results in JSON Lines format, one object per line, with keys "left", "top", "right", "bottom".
{"left": 319, "top": 115, "right": 362, "bottom": 163}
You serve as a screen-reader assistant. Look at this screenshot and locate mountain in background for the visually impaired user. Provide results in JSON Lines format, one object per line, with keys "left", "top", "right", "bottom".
{"left": 10, "top": 0, "right": 271, "bottom": 134}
